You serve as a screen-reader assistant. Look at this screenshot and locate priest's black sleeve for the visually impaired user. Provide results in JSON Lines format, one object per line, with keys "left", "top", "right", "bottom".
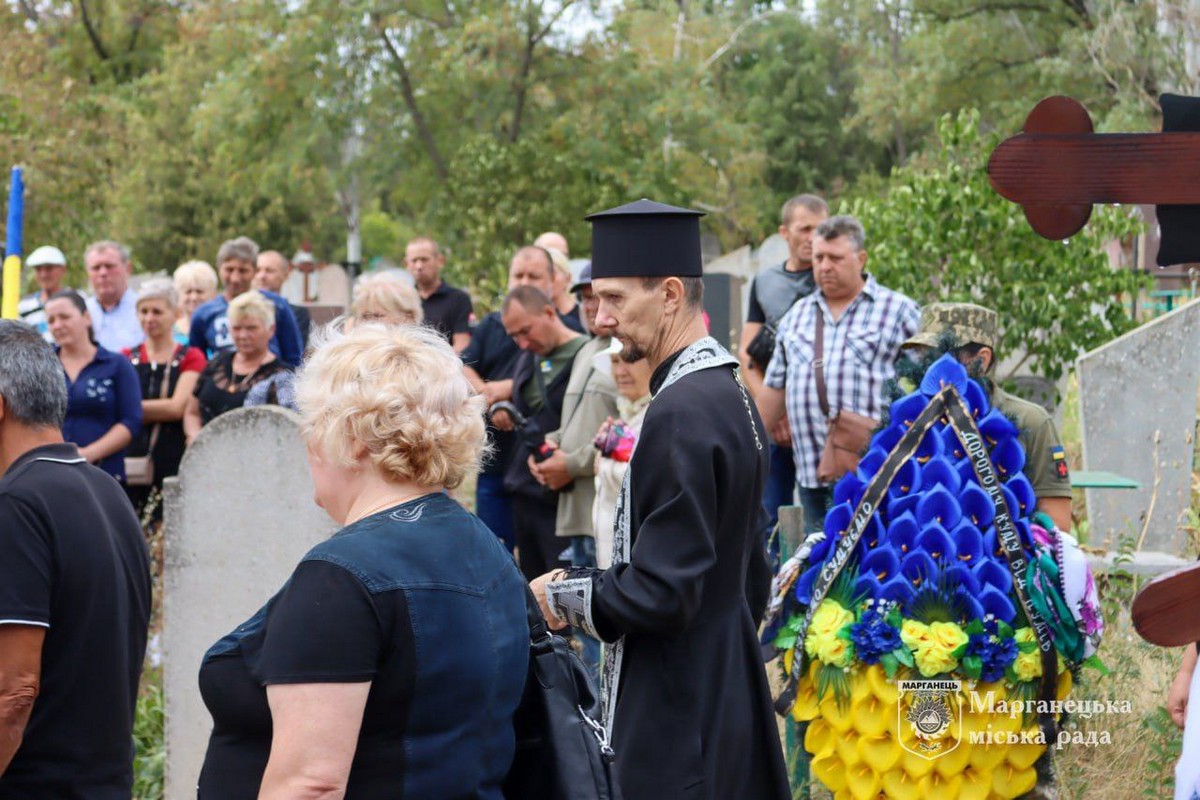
{"left": 746, "top": 505, "right": 773, "bottom": 628}
{"left": 586, "top": 400, "right": 720, "bottom": 642}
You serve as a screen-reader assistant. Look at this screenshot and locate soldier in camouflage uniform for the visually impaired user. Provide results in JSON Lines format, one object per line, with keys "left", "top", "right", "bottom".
{"left": 903, "top": 302, "right": 1071, "bottom": 799}
{"left": 903, "top": 302, "right": 1072, "bottom": 532}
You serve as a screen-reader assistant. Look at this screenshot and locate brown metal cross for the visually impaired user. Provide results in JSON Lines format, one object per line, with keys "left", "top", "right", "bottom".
{"left": 987, "top": 95, "right": 1200, "bottom": 240}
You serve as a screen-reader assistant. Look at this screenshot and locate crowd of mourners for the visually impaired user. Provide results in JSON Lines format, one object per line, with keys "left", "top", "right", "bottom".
{"left": 0, "top": 193, "right": 1076, "bottom": 799}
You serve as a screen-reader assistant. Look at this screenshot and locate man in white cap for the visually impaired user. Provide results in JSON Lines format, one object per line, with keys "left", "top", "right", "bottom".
{"left": 18, "top": 246, "right": 68, "bottom": 342}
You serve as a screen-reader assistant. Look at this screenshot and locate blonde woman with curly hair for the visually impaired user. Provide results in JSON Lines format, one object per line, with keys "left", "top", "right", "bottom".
{"left": 196, "top": 324, "right": 529, "bottom": 799}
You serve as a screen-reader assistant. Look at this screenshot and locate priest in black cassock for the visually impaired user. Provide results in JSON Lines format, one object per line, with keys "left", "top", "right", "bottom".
{"left": 530, "top": 199, "right": 789, "bottom": 800}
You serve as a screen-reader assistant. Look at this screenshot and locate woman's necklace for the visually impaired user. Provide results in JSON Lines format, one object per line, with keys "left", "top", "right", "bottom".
{"left": 228, "top": 353, "right": 266, "bottom": 393}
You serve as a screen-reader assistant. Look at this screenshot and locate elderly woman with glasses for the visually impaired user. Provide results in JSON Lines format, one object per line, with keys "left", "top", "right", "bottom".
{"left": 196, "top": 324, "right": 529, "bottom": 798}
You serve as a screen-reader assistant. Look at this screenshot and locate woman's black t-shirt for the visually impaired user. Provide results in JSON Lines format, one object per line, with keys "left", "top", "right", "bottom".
{"left": 196, "top": 493, "right": 529, "bottom": 799}
{"left": 193, "top": 350, "right": 291, "bottom": 425}
{"left": 198, "top": 560, "right": 414, "bottom": 799}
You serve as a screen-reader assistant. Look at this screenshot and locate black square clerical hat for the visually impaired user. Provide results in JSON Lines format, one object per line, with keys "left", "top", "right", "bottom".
{"left": 585, "top": 198, "right": 705, "bottom": 279}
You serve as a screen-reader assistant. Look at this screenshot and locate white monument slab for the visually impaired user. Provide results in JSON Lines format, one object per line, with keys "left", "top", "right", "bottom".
{"left": 161, "top": 406, "right": 336, "bottom": 800}
{"left": 1077, "top": 299, "right": 1200, "bottom": 555}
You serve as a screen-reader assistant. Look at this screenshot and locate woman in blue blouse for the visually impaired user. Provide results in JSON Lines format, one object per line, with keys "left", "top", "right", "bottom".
{"left": 46, "top": 290, "right": 143, "bottom": 482}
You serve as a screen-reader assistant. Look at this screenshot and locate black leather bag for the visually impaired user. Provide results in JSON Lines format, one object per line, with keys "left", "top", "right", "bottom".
{"left": 504, "top": 587, "right": 622, "bottom": 800}
{"left": 746, "top": 322, "right": 779, "bottom": 369}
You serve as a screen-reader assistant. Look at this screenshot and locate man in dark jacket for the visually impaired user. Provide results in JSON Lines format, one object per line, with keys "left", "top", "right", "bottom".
{"left": 498, "top": 285, "right": 587, "bottom": 581}
{"left": 0, "top": 321, "right": 152, "bottom": 798}
{"left": 531, "top": 200, "right": 788, "bottom": 800}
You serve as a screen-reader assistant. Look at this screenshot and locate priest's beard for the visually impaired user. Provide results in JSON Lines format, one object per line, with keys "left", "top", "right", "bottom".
{"left": 619, "top": 339, "right": 648, "bottom": 363}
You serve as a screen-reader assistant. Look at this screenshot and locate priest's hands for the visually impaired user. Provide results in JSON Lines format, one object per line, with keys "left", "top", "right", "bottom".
{"left": 529, "top": 570, "right": 570, "bottom": 631}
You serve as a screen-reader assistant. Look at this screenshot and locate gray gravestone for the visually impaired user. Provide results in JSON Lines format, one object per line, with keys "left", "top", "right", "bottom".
{"left": 1076, "top": 299, "right": 1200, "bottom": 555}
{"left": 162, "top": 406, "right": 336, "bottom": 800}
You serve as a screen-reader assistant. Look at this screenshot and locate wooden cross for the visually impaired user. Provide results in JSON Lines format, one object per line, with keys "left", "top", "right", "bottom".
{"left": 988, "top": 95, "right": 1200, "bottom": 264}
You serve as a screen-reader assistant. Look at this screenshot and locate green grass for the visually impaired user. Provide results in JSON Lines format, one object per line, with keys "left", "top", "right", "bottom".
{"left": 133, "top": 669, "right": 164, "bottom": 800}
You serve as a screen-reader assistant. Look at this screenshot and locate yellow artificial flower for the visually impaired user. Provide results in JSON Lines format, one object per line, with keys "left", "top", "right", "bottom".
{"left": 913, "top": 645, "right": 959, "bottom": 677}
{"left": 930, "top": 621, "right": 969, "bottom": 653}
{"left": 811, "top": 599, "right": 855, "bottom": 638}
{"left": 904, "top": 621, "right": 967, "bottom": 677}
{"left": 900, "top": 620, "right": 931, "bottom": 651}
{"left": 1012, "top": 627, "right": 1043, "bottom": 682}
{"left": 817, "top": 635, "right": 855, "bottom": 668}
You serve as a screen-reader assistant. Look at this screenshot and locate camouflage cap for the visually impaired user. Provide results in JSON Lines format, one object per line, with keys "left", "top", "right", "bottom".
{"left": 902, "top": 302, "right": 999, "bottom": 351}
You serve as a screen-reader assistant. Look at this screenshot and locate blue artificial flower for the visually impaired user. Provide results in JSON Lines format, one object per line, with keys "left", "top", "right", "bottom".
{"left": 855, "top": 574, "right": 883, "bottom": 601}
{"left": 795, "top": 563, "right": 821, "bottom": 604}
{"left": 948, "top": 522, "right": 984, "bottom": 565}
{"left": 982, "top": 526, "right": 1000, "bottom": 559}
{"left": 914, "top": 427, "right": 945, "bottom": 464}
{"left": 824, "top": 502, "right": 853, "bottom": 539}
{"left": 978, "top": 584, "right": 1017, "bottom": 623}
{"left": 887, "top": 512, "right": 918, "bottom": 555}
{"left": 887, "top": 492, "right": 920, "bottom": 521}
{"left": 956, "top": 459, "right": 977, "bottom": 491}
{"left": 863, "top": 545, "right": 902, "bottom": 583}
{"left": 940, "top": 426, "right": 967, "bottom": 461}
{"left": 966, "top": 629, "right": 1019, "bottom": 682}
{"left": 916, "top": 484, "right": 963, "bottom": 529}
{"left": 946, "top": 562, "right": 980, "bottom": 595}
{"left": 872, "top": 423, "right": 903, "bottom": 454}
{"left": 960, "top": 482, "right": 995, "bottom": 529}
{"left": 856, "top": 448, "right": 886, "bottom": 482}
{"left": 834, "top": 472, "right": 866, "bottom": 509}
{"left": 920, "top": 354, "right": 970, "bottom": 398}
{"left": 901, "top": 551, "right": 939, "bottom": 589}
{"left": 889, "top": 392, "right": 929, "bottom": 429}
{"left": 974, "top": 557, "right": 1013, "bottom": 595}
{"left": 916, "top": 523, "right": 957, "bottom": 562}
{"left": 992, "top": 437, "right": 1027, "bottom": 479}
{"left": 1006, "top": 473, "right": 1037, "bottom": 517}
{"left": 849, "top": 609, "right": 903, "bottom": 665}
{"left": 979, "top": 409, "right": 1020, "bottom": 443}
{"left": 880, "top": 576, "right": 915, "bottom": 605}
{"left": 887, "top": 459, "right": 922, "bottom": 500}
{"left": 963, "top": 380, "right": 990, "bottom": 419}
{"left": 861, "top": 515, "right": 886, "bottom": 550}
{"left": 954, "top": 588, "right": 986, "bottom": 622}
{"left": 919, "top": 457, "right": 962, "bottom": 495}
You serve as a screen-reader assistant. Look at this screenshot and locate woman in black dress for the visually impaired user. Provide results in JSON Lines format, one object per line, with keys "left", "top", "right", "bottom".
{"left": 183, "top": 290, "right": 291, "bottom": 442}
{"left": 196, "top": 324, "right": 529, "bottom": 798}
{"left": 122, "top": 278, "right": 207, "bottom": 515}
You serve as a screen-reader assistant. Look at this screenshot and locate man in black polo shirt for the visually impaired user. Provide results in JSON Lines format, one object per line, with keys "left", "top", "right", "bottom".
{"left": 0, "top": 321, "right": 151, "bottom": 798}
{"left": 405, "top": 236, "right": 473, "bottom": 352}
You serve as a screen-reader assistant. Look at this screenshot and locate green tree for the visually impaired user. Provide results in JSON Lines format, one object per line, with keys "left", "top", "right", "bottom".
{"left": 825, "top": 0, "right": 1198, "bottom": 163}
{"left": 721, "top": 11, "right": 892, "bottom": 236}
{"left": 846, "top": 109, "right": 1148, "bottom": 382}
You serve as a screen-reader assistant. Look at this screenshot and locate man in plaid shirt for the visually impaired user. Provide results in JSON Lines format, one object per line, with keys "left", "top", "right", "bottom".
{"left": 756, "top": 215, "right": 919, "bottom": 532}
